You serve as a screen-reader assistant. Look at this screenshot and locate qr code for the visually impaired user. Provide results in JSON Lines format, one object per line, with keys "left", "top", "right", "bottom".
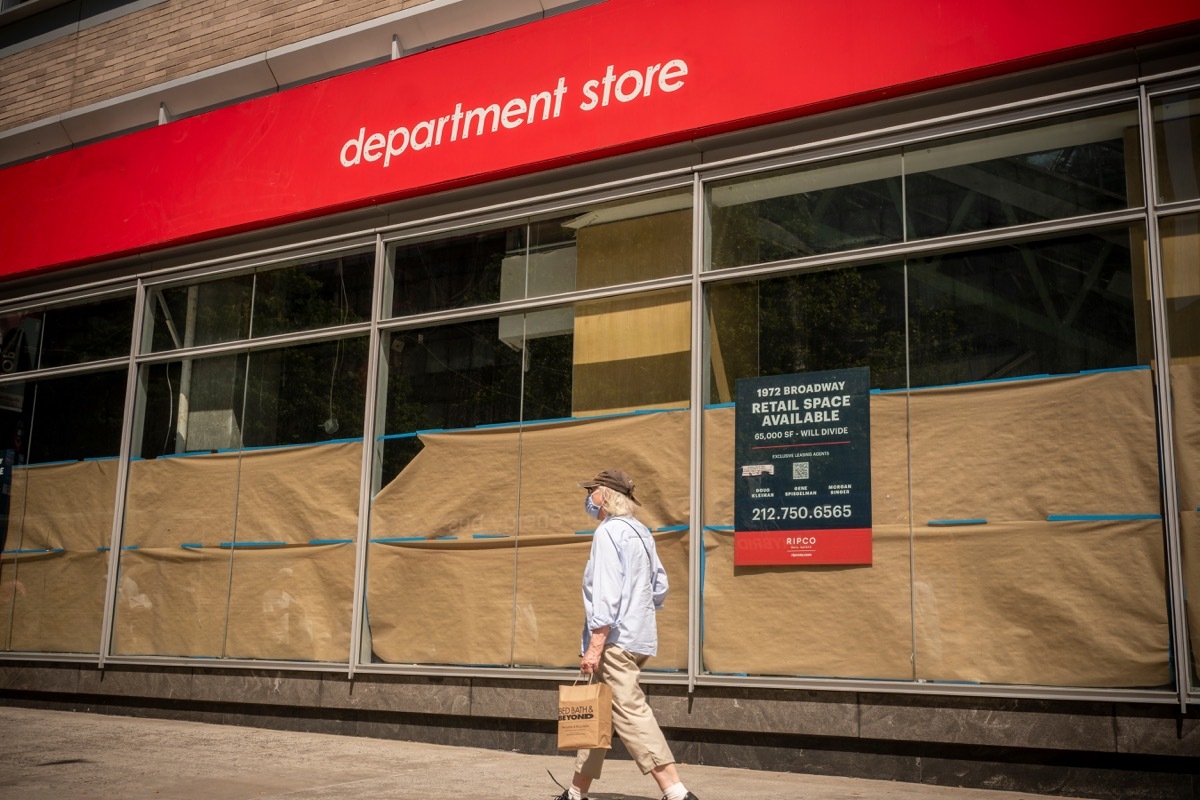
{"left": 793, "top": 461, "right": 809, "bottom": 480}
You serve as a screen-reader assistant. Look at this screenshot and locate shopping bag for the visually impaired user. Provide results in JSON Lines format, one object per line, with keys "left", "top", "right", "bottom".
{"left": 556, "top": 673, "right": 612, "bottom": 750}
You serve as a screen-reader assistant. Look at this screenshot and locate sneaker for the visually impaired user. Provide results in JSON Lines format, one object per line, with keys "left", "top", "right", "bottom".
{"left": 547, "top": 771, "right": 587, "bottom": 800}
{"left": 663, "top": 794, "right": 700, "bottom": 800}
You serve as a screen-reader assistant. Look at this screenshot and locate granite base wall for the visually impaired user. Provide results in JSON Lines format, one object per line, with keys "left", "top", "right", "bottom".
{"left": 2, "top": 662, "right": 1197, "bottom": 799}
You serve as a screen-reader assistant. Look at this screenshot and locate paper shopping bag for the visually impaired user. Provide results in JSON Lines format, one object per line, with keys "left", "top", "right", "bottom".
{"left": 556, "top": 676, "right": 612, "bottom": 750}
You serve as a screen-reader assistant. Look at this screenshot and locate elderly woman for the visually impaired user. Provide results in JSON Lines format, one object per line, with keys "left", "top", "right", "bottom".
{"left": 553, "top": 469, "right": 699, "bottom": 800}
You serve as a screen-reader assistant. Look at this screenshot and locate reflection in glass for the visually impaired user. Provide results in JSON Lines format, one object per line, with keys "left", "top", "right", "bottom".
{"left": 0, "top": 293, "right": 133, "bottom": 374}
{"left": 146, "top": 248, "right": 373, "bottom": 352}
{"left": 116, "top": 339, "right": 366, "bottom": 660}
{"left": 907, "top": 228, "right": 1147, "bottom": 387}
{"left": 367, "top": 290, "right": 692, "bottom": 668}
{"left": 0, "top": 368, "right": 125, "bottom": 654}
{"left": 906, "top": 107, "right": 1141, "bottom": 239}
{"left": 1159, "top": 214, "right": 1200, "bottom": 688}
{"left": 708, "top": 153, "right": 903, "bottom": 269}
{"left": 701, "top": 265, "right": 911, "bottom": 680}
{"left": 706, "top": 262, "right": 907, "bottom": 402}
{"left": 1153, "top": 90, "right": 1200, "bottom": 203}
{"left": 389, "top": 189, "right": 692, "bottom": 317}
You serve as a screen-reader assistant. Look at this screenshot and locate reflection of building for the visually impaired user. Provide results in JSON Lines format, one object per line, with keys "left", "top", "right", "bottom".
{"left": 1, "top": 1, "right": 1199, "bottom": 795}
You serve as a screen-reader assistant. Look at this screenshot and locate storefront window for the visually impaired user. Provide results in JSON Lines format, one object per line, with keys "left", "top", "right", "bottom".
{"left": 145, "top": 248, "right": 373, "bottom": 353}
{"left": 908, "top": 227, "right": 1167, "bottom": 689}
{"left": 0, "top": 293, "right": 133, "bottom": 373}
{"left": 388, "top": 189, "right": 692, "bottom": 317}
{"left": 701, "top": 262, "right": 910, "bottom": 679}
{"left": 1153, "top": 90, "right": 1200, "bottom": 203}
{"left": 0, "top": 368, "right": 126, "bottom": 655}
{"left": 366, "top": 288, "right": 691, "bottom": 668}
{"left": 113, "top": 338, "right": 367, "bottom": 661}
{"left": 905, "top": 106, "right": 1142, "bottom": 240}
{"left": 707, "top": 153, "right": 904, "bottom": 269}
{"left": 1159, "top": 213, "right": 1200, "bottom": 689}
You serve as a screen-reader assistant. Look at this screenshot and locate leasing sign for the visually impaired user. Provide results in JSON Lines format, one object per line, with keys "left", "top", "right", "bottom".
{"left": 734, "top": 368, "right": 872, "bottom": 566}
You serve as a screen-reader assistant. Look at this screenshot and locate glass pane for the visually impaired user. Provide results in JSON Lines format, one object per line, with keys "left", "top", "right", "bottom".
{"left": 389, "top": 189, "right": 692, "bottom": 317}
{"left": 701, "top": 264, "right": 910, "bottom": 680}
{"left": 225, "top": 338, "right": 366, "bottom": 662}
{"left": 366, "top": 320, "right": 524, "bottom": 665}
{"left": 514, "top": 290, "right": 692, "bottom": 670}
{"left": 116, "top": 339, "right": 365, "bottom": 662}
{"left": 146, "top": 249, "right": 373, "bottom": 354}
{"left": 1159, "top": 214, "right": 1200, "bottom": 690}
{"left": 250, "top": 249, "right": 374, "bottom": 339}
{"left": 1153, "top": 90, "right": 1200, "bottom": 203}
{"left": 707, "top": 153, "right": 903, "bottom": 269}
{"left": 146, "top": 274, "right": 254, "bottom": 353}
{"left": 907, "top": 228, "right": 1147, "bottom": 387}
{"left": 367, "top": 288, "right": 691, "bottom": 668}
{"left": 0, "top": 369, "right": 125, "bottom": 655}
{"left": 906, "top": 106, "right": 1142, "bottom": 240}
{"left": 114, "top": 355, "right": 246, "bottom": 657}
{"left": 909, "top": 228, "right": 1169, "bottom": 689}
{"left": 0, "top": 293, "right": 133, "bottom": 374}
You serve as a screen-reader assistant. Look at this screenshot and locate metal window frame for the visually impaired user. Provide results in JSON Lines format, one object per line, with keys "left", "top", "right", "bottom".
{"left": 0, "top": 68, "right": 1195, "bottom": 710}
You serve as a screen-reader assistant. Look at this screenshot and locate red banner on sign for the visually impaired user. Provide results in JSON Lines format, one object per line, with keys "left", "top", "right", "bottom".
{"left": 734, "top": 529, "right": 873, "bottom": 566}
{"left": 1, "top": 0, "right": 1197, "bottom": 278}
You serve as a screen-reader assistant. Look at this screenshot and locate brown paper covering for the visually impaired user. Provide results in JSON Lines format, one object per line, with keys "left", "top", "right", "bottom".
{"left": 365, "top": 531, "right": 688, "bottom": 669}
{"left": 0, "top": 550, "right": 106, "bottom": 653}
{"left": 5, "top": 460, "right": 117, "bottom": 551}
{"left": 369, "top": 411, "right": 690, "bottom": 539}
{"left": 114, "top": 543, "right": 354, "bottom": 661}
{"left": 1, "top": 370, "right": 1189, "bottom": 687}
{"left": 123, "top": 441, "right": 361, "bottom": 547}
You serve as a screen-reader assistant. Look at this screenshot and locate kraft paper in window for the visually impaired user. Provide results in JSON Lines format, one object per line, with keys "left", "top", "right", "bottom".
{"left": 908, "top": 369, "right": 1159, "bottom": 523}
{"left": 223, "top": 543, "right": 355, "bottom": 662}
{"left": 4, "top": 460, "right": 117, "bottom": 551}
{"left": 0, "top": 549, "right": 106, "bottom": 654}
{"left": 700, "top": 526, "right": 914, "bottom": 679}
{"left": 366, "top": 531, "right": 688, "bottom": 670}
{"left": 912, "top": 520, "right": 1169, "bottom": 687}
{"left": 370, "top": 410, "right": 690, "bottom": 540}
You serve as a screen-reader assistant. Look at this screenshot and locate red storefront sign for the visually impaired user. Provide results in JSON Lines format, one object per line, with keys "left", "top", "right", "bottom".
{"left": 1, "top": 0, "right": 1197, "bottom": 279}
{"left": 734, "top": 529, "right": 873, "bottom": 567}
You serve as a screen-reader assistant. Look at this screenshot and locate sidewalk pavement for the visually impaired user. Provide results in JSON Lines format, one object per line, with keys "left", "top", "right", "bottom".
{"left": 0, "top": 706, "right": 1090, "bottom": 800}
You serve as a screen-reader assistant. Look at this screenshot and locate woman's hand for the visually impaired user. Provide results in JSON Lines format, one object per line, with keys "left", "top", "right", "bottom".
{"left": 580, "top": 627, "right": 610, "bottom": 674}
{"left": 580, "top": 644, "right": 603, "bottom": 674}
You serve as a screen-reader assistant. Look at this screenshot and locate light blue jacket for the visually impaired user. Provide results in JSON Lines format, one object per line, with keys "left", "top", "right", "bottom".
{"left": 581, "top": 515, "right": 669, "bottom": 657}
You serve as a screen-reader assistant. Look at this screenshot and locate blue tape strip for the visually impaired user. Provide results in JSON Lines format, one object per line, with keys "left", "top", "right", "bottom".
{"left": 5, "top": 548, "right": 49, "bottom": 555}
{"left": 180, "top": 543, "right": 204, "bottom": 549}
{"left": 471, "top": 534, "right": 507, "bottom": 539}
{"left": 704, "top": 402, "right": 736, "bottom": 410}
{"left": 219, "top": 541, "right": 286, "bottom": 548}
{"left": 1047, "top": 514, "right": 1162, "bottom": 522}
{"left": 309, "top": 538, "right": 353, "bottom": 545}
{"left": 928, "top": 519, "right": 987, "bottom": 526}
{"left": 97, "top": 546, "right": 110, "bottom": 552}
{"left": 121, "top": 545, "right": 139, "bottom": 551}
{"left": 371, "top": 537, "right": 425, "bottom": 543}
{"left": 655, "top": 525, "right": 688, "bottom": 532}
{"left": 574, "top": 530, "right": 595, "bottom": 536}
{"left": 384, "top": 407, "right": 689, "bottom": 440}
{"left": 703, "top": 525, "right": 734, "bottom": 531}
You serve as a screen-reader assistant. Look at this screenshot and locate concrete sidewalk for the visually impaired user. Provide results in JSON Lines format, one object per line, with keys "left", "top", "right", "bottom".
{"left": 0, "top": 706, "right": 1091, "bottom": 800}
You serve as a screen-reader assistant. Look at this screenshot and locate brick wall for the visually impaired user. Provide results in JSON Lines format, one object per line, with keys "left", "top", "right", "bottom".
{"left": 0, "top": 0, "right": 433, "bottom": 133}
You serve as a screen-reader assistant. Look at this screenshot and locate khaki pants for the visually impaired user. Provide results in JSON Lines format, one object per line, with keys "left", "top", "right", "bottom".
{"left": 573, "top": 644, "right": 675, "bottom": 778}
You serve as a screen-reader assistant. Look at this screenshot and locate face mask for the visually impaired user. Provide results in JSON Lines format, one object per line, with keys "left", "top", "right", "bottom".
{"left": 584, "top": 492, "right": 602, "bottom": 520}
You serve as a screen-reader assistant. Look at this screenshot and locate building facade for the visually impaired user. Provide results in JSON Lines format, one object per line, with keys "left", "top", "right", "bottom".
{"left": 1, "top": 0, "right": 1198, "bottom": 795}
